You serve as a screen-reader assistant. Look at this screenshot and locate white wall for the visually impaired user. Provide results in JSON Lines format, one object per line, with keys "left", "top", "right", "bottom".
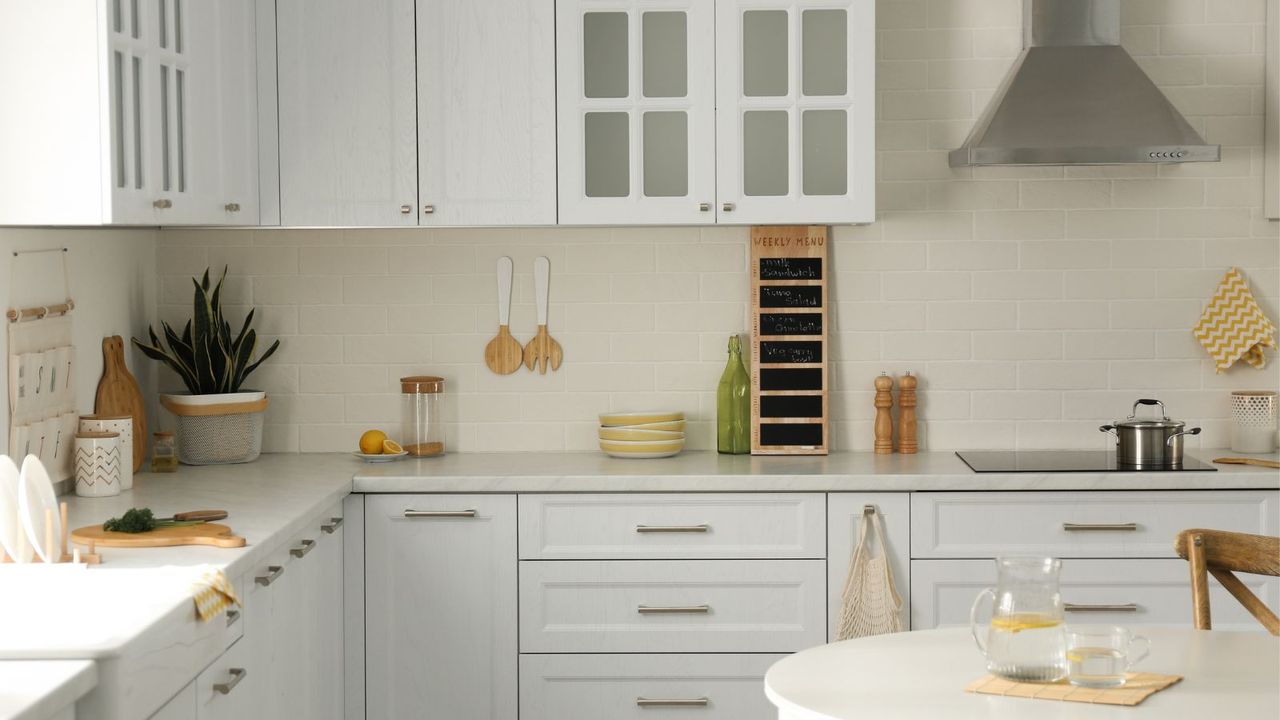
{"left": 0, "top": 228, "right": 159, "bottom": 457}
{"left": 158, "top": 0, "right": 1279, "bottom": 454}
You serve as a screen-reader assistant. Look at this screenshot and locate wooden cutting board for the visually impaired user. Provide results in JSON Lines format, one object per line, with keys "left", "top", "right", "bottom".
{"left": 94, "top": 335, "right": 147, "bottom": 472}
{"left": 71, "top": 523, "right": 246, "bottom": 549}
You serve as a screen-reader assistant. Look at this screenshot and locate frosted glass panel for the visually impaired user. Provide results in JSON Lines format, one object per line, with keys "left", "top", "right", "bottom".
{"left": 112, "top": 0, "right": 122, "bottom": 33}
{"left": 176, "top": 69, "right": 186, "bottom": 192}
{"left": 174, "top": 0, "right": 183, "bottom": 53}
{"left": 802, "top": 10, "right": 846, "bottom": 96}
{"left": 802, "top": 110, "right": 846, "bottom": 195}
{"left": 744, "top": 111, "right": 788, "bottom": 196}
{"left": 132, "top": 57, "right": 142, "bottom": 188}
{"left": 158, "top": 0, "right": 167, "bottom": 48}
{"left": 643, "top": 12, "right": 687, "bottom": 98}
{"left": 743, "top": 11, "right": 787, "bottom": 97}
{"left": 643, "top": 112, "right": 688, "bottom": 197}
{"left": 113, "top": 52, "right": 125, "bottom": 188}
{"left": 131, "top": 0, "right": 139, "bottom": 38}
{"left": 160, "top": 64, "right": 170, "bottom": 191}
{"left": 584, "top": 13, "right": 628, "bottom": 98}
{"left": 584, "top": 112, "right": 629, "bottom": 197}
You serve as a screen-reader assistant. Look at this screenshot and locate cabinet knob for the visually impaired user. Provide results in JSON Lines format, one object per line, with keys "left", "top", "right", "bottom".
{"left": 153, "top": 199, "right": 172, "bottom": 209}
{"left": 722, "top": 202, "right": 735, "bottom": 212}
{"left": 400, "top": 204, "right": 413, "bottom": 214}
{"left": 423, "top": 204, "right": 436, "bottom": 215}
{"left": 698, "top": 202, "right": 710, "bottom": 212}
{"left": 224, "top": 202, "right": 240, "bottom": 212}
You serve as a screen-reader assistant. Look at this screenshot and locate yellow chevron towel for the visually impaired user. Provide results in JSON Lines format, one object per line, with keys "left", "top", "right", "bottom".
{"left": 192, "top": 569, "right": 241, "bottom": 622}
{"left": 1194, "top": 268, "right": 1277, "bottom": 373}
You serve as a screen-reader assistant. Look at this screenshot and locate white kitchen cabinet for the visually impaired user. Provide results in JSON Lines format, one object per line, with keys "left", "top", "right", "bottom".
{"left": 715, "top": 0, "right": 874, "bottom": 224}
{"left": 827, "top": 494, "right": 911, "bottom": 639}
{"left": 416, "top": 0, "right": 556, "bottom": 226}
{"left": 276, "top": 0, "right": 418, "bottom": 226}
{"left": 365, "top": 495, "right": 517, "bottom": 720}
{"left": 556, "top": 0, "right": 718, "bottom": 225}
{"left": 148, "top": 681, "right": 196, "bottom": 720}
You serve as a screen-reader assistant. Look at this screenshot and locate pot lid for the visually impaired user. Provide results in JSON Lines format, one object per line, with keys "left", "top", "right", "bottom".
{"left": 1113, "top": 399, "right": 1185, "bottom": 429}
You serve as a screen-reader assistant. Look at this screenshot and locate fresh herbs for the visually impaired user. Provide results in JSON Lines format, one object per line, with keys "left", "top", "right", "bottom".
{"left": 102, "top": 508, "right": 203, "bottom": 533}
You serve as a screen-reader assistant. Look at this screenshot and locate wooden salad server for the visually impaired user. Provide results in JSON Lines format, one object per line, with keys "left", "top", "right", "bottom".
{"left": 523, "top": 256, "right": 563, "bottom": 374}
{"left": 484, "top": 256, "right": 523, "bottom": 375}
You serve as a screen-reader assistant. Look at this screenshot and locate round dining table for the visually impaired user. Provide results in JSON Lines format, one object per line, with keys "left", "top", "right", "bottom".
{"left": 765, "top": 627, "right": 1280, "bottom": 719}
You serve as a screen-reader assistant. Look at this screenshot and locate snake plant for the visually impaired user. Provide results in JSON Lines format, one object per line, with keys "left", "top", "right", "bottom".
{"left": 132, "top": 267, "right": 281, "bottom": 395}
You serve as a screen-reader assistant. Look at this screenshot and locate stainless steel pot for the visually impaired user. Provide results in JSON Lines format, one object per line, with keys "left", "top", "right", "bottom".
{"left": 1099, "top": 399, "right": 1201, "bottom": 468}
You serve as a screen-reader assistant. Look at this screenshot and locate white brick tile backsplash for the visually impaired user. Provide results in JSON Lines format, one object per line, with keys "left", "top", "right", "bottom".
{"left": 152, "top": 4, "right": 1276, "bottom": 452}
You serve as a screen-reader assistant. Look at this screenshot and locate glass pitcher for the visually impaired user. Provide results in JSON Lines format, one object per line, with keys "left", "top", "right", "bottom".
{"left": 970, "top": 557, "right": 1067, "bottom": 682}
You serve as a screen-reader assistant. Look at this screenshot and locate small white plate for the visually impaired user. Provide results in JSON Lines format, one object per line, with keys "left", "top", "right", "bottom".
{"left": 0, "top": 455, "right": 32, "bottom": 563}
{"left": 352, "top": 450, "right": 410, "bottom": 463}
{"left": 602, "top": 449, "right": 683, "bottom": 459}
{"left": 17, "top": 455, "right": 59, "bottom": 562}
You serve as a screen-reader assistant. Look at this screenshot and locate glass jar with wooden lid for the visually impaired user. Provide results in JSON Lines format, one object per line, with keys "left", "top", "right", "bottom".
{"left": 401, "top": 376, "right": 445, "bottom": 457}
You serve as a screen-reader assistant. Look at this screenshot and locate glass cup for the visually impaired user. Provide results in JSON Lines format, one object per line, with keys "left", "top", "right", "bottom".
{"left": 1065, "top": 626, "right": 1150, "bottom": 688}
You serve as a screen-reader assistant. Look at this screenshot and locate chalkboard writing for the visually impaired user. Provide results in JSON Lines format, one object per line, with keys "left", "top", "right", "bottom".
{"left": 759, "top": 258, "right": 822, "bottom": 281}
{"left": 759, "top": 422, "right": 824, "bottom": 447}
{"left": 760, "top": 341, "right": 822, "bottom": 364}
{"left": 760, "top": 286, "right": 822, "bottom": 308}
{"left": 761, "top": 395, "right": 823, "bottom": 418}
{"left": 760, "top": 368, "right": 823, "bottom": 391}
{"left": 760, "top": 313, "right": 822, "bottom": 336}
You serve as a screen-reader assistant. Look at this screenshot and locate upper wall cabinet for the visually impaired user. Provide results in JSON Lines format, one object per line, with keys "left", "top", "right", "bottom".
{"left": 417, "top": 0, "right": 557, "bottom": 226}
{"left": 276, "top": 0, "right": 418, "bottom": 227}
{"left": 557, "top": 0, "right": 874, "bottom": 226}
{"left": 0, "top": 0, "right": 260, "bottom": 226}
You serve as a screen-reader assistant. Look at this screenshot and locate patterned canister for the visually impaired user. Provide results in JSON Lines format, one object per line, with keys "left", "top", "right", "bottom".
{"left": 1230, "top": 391, "right": 1278, "bottom": 453}
{"left": 74, "top": 431, "right": 122, "bottom": 498}
{"left": 80, "top": 415, "right": 133, "bottom": 489}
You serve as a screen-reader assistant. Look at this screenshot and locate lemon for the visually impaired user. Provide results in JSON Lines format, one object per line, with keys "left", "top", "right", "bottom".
{"left": 359, "top": 429, "right": 388, "bottom": 454}
{"left": 383, "top": 439, "right": 404, "bottom": 454}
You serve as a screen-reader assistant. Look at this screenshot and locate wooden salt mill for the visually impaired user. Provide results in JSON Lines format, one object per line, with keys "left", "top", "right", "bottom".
{"left": 874, "top": 373, "right": 894, "bottom": 454}
{"left": 897, "top": 371, "right": 918, "bottom": 454}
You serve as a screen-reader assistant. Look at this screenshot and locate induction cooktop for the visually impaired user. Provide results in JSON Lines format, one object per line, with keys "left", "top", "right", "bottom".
{"left": 955, "top": 450, "right": 1218, "bottom": 473}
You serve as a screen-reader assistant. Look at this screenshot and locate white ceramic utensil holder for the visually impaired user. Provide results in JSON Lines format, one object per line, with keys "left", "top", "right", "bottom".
{"left": 79, "top": 415, "right": 134, "bottom": 489}
{"left": 1230, "top": 391, "right": 1278, "bottom": 453}
{"left": 74, "top": 432, "right": 122, "bottom": 498}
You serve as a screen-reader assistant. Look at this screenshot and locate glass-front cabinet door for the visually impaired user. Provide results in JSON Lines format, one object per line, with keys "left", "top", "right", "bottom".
{"left": 557, "top": 0, "right": 716, "bottom": 225}
{"left": 716, "top": 0, "right": 873, "bottom": 224}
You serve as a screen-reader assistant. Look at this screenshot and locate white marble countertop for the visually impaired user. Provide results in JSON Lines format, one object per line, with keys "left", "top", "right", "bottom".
{"left": 353, "top": 449, "right": 1280, "bottom": 492}
{"left": 0, "top": 660, "right": 96, "bottom": 720}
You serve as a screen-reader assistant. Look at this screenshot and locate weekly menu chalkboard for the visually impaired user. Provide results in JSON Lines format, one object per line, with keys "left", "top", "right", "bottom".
{"left": 750, "top": 226, "right": 829, "bottom": 455}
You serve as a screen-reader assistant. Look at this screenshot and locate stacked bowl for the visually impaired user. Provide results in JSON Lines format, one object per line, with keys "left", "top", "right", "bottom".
{"left": 598, "top": 411, "right": 686, "bottom": 458}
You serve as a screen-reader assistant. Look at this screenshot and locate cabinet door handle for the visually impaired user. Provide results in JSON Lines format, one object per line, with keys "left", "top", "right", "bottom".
{"left": 422, "top": 204, "right": 436, "bottom": 214}
{"left": 290, "top": 539, "right": 316, "bottom": 558}
{"left": 1065, "top": 603, "right": 1139, "bottom": 613}
{"left": 638, "top": 604, "right": 710, "bottom": 614}
{"left": 636, "top": 524, "right": 710, "bottom": 534}
{"left": 721, "top": 202, "right": 735, "bottom": 212}
{"left": 225, "top": 608, "right": 241, "bottom": 627}
{"left": 400, "top": 204, "right": 412, "bottom": 214}
{"left": 153, "top": 198, "right": 172, "bottom": 209}
{"left": 255, "top": 565, "right": 284, "bottom": 586}
{"left": 404, "top": 509, "right": 477, "bottom": 518}
{"left": 636, "top": 696, "right": 709, "bottom": 707}
{"left": 321, "top": 516, "right": 344, "bottom": 534}
{"left": 223, "top": 202, "right": 240, "bottom": 212}
{"left": 698, "top": 202, "right": 710, "bottom": 212}
{"left": 1062, "top": 522, "right": 1138, "bottom": 532}
{"left": 213, "top": 668, "right": 246, "bottom": 695}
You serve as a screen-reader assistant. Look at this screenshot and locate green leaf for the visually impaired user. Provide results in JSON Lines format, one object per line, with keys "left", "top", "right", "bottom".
{"left": 238, "top": 338, "right": 280, "bottom": 390}
{"left": 191, "top": 277, "right": 216, "bottom": 393}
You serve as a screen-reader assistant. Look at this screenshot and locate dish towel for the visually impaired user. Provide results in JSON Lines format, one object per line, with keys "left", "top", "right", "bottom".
{"left": 1194, "top": 268, "right": 1277, "bottom": 373}
{"left": 192, "top": 569, "right": 241, "bottom": 622}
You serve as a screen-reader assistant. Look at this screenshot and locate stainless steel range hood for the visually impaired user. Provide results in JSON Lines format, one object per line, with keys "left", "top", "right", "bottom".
{"left": 949, "top": 0, "right": 1219, "bottom": 166}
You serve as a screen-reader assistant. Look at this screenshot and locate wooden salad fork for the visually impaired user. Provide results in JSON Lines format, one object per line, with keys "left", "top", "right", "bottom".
{"left": 523, "top": 256, "right": 563, "bottom": 374}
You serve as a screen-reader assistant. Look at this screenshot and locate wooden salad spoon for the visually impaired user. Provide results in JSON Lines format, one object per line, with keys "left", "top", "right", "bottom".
{"left": 484, "top": 256, "right": 523, "bottom": 375}
{"left": 523, "top": 256, "right": 563, "bottom": 374}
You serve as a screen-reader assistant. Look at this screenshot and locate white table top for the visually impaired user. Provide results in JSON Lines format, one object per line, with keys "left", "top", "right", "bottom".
{"left": 0, "top": 660, "right": 96, "bottom": 720}
{"left": 765, "top": 628, "right": 1280, "bottom": 720}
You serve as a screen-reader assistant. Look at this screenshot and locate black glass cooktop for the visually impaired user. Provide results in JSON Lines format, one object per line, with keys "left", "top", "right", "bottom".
{"left": 956, "top": 450, "right": 1218, "bottom": 473}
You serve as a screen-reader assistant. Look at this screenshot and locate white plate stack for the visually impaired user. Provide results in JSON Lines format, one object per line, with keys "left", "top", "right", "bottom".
{"left": 598, "top": 412, "right": 686, "bottom": 458}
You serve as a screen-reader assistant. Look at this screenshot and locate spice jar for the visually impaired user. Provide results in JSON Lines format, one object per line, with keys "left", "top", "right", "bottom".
{"left": 400, "top": 376, "right": 444, "bottom": 457}
{"left": 151, "top": 431, "right": 178, "bottom": 472}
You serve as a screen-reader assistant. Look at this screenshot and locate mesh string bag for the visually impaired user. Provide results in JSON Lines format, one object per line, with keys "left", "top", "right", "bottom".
{"left": 835, "top": 506, "right": 904, "bottom": 641}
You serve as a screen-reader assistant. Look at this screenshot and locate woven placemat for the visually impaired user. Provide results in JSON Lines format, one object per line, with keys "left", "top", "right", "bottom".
{"left": 966, "top": 673, "right": 1183, "bottom": 706}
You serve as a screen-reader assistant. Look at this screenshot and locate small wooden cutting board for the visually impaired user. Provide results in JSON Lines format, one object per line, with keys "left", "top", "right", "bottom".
{"left": 94, "top": 335, "right": 147, "bottom": 472}
{"left": 72, "top": 523, "right": 246, "bottom": 549}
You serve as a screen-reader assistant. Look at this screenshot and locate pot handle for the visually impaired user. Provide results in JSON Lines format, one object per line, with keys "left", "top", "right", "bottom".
{"left": 1099, "top": 424, "right": 1117, "bottom": 438}
{"left": 1166, "top": 427, "right": 1201, "bottom": 446}
{"left": 1130, "top": 399, "right": 1167, "bottom": 420}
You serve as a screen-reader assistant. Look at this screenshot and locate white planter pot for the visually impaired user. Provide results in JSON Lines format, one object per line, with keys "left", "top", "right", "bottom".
{"left": 160, "top": 391, "right": 269, "bottom": 466}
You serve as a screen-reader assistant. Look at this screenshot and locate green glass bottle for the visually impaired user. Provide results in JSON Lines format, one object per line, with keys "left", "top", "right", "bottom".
{"left": 717, "top": 334, "right": 750, "bottom": 454}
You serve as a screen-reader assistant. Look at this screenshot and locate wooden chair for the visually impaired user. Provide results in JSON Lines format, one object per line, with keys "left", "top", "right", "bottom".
{"left": 1174, "top": 529, "right": 1280, "bottom": 635}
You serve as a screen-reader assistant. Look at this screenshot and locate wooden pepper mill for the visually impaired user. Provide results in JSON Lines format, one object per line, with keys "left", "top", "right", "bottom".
{"left": 874, "top": 373, "right": 895, "bottom": 454}
{"left": 897, "top": 371, "right": 918, "bottom": 454}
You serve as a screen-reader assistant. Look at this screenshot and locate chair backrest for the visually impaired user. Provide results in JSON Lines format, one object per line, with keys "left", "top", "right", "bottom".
{"left": 1174, "top": 529, "right": 1280, "bottom": 635}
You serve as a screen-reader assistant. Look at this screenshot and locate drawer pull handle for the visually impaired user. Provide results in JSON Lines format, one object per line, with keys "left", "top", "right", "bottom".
{"left": 636, "top": 524, "right": 710, "bottom": 534}
{"left": 636, "top": 697, "right": 710, "bottom": 708}
{"left": 1062, "top": 522, "right": 1138, "bottom": 532}
{"left": 321, "top": 516, "right": 344, "bottom": 534}
{"left": 290, "top": 539, "right": 316, "bottom": 558}
{"left": 1065, "top": 603, "right": 1139, "bottom": 613}
{"left": 213, "top": 668, "right": 246, "bottom": 695}
{"left": 255, "top": 565, "right": 284, "bottom": 586}
{"left": 404, "top": 509, "right": 478, "bottom": 518}
{"left": 225, "top": 608, "right": 241, "bottom": 627}
{"left": 638, "top": 604, "right": 711, "bottom": 615}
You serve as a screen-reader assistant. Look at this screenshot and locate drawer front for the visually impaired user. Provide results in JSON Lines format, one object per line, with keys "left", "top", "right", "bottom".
{"left": 519, "top": 494, "right": 826, "bottom": 560}
{"left": 912, "top": 490, "right": 1279, "bottom": 559}
{"left": 519, "top": 560, "right": 826, "bottom": 653}
{"left": 520, "top": 653, "right": 783, "bottom": 720}
{"left": 911, "top": 558, "right": 1280, "bottom": 631}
